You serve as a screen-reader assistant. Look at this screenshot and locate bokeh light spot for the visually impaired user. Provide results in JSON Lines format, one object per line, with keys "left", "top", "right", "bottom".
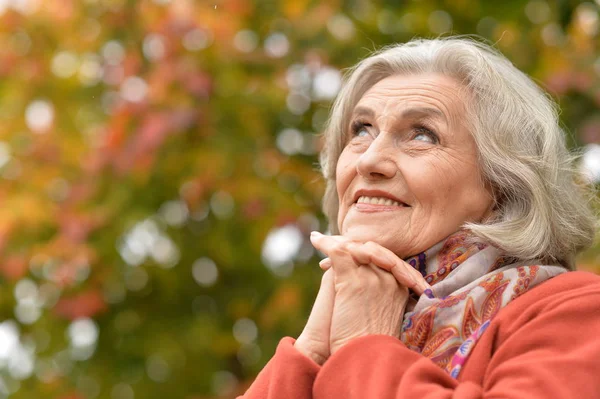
{"left": 143, "top": 33, "right": 166, "bottom": 61}
{"left": 0, "top": 142, "right": 10, "bottom": 169}
{"left": 192, "top": 257, "right": 218, "bottom": 287}
{"left": 25, "top": 99, "right": 54, "bottom": 133}
{"left": 102, "top": 41, "right": 125, "bottom": 65}
{"left": 233, "top": 30, "right": 258, "bottom": 53}
{"left": 51, "top": 51, "right": 79, "bottom": 78}
{"left": 111, "top": 383, "right": 134, "bottom": 399}
{"left": 150, "top": 235, "right": 180, "bottom": 268}
{"left": 182, "top": 29, "right": 213, "bottom": 51}
{"left": 286, "top": 92, "right": 311, "bottom": 115}
{"left": 313, "top": 67, "right": 342, "bottom": 100}
{"left": 210, "top": 191, "right": 235, "bottom": 219}
{"left": 146, "top": 354, "right": 170, "bottom": 382}
{"left": 78, "top": 53, "right": 103, "bottom": 86}
{"left": 264, "top": 33, "right": 289, "bottom": 58}
{"left": 14, "top": 302, "right": 41, "bottom": 325}
{"left": 276, "top": 128, "right": 303, "bottom": 155}
{"left": 158, "top": 200, "right": 188, "bottom": 227}
{"left": 575, "top": 3, "right": 599, "bottom": 36}
{"left": 120, "top": 76, "right": 148, "bottom": 103}
{"left": 211, "top": 370, "right": 238, "bottom": 396}
{"left": 581, "top": 144, "right": 600, "bottom": 182}
{"left": 232, "top": 318, "right": 258, "bottom": 344}
{"left": 261, "top": 224, "right": 303, "bottom": 276}
{"left": 327, "top": 14, "right": 355, "bottom": 40}
{"left": 525, "top": 0, "right": 551, "bottom": 24}
{"left": 68, "top": 318, "right": 99, "bottom": 348}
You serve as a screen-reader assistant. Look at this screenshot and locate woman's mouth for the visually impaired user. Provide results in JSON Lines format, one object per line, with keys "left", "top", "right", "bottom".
{"left": 356, "top": 195, "right": 404, "bottom": 206}
{"left": 354, "top": 196, "right": 408, "bottom": 211}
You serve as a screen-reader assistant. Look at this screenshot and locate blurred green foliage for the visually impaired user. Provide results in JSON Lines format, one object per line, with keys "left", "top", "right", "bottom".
{"left": 0, "top": 0, "right": 598, "bottom": 398}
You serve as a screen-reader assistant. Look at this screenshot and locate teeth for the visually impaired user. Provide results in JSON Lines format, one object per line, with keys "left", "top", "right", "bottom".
{"left": 357, "top": 196, "right": 402, "bottom": 206}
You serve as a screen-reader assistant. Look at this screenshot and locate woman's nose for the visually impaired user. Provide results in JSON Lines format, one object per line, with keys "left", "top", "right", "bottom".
{"left": 356, "top": 135, "right": 397, "bottom": 180}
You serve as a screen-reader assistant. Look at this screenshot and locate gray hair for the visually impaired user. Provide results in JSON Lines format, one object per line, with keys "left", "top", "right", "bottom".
{"left": 320, "top": 36, "right": 597, "bottom": 270}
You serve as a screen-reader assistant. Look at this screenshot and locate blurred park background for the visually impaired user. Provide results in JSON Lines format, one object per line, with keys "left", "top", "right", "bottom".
{"left": 0, "top": 0, "right": 598, "bottom": 398}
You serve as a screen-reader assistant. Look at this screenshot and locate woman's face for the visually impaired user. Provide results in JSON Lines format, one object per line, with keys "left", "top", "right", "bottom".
{"left": 336, "top": 73, "right": 493, "bottom": 258}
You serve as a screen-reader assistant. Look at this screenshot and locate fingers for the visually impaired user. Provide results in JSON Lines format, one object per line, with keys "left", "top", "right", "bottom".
{"left": 310, "top": 231, "right": 346, "bottom": 256}
{"left": 390, "top": 263, "right": 430, "bottom": 295}
{"left": 311, "top": 233, "right": 357, "bottom": 278}
{"left": 319, "top": 258, "right": 332, "bottom": 270}
{"left": 317, "top": 234, "right": 350, "bottom": 271}
{"left": 315, "top": 268, "right": 336, "bottom": 309}
{"left": 311, "top": 232, "right": 431, "bottom": 296}
{"left": 296, "top": 268, "right": 336, "bottom": 365}
{"left": 346, "top": 241, "right": 396, "bottom": 269}
{"left": 353, "top": 245, "right": 428, "bottom": 295}
{"left": 304, "top": 269, "right": 335, "bottom": 330}
{"left": 360, "top": 241, "right": 431, "bottom": 295}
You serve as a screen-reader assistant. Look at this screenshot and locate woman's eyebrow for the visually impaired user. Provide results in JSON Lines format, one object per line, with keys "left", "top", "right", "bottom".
{"left": 401, "top": 107, "right": 448, "bottom": 126}
{"left": 351, "top": 106, "right": 375, "bottom": 119}
{"left": 352, "top": 105, "right": 448, "bottom": 126}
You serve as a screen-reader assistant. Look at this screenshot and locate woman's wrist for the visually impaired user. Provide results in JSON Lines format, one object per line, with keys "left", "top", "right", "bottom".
{"left": 294, "top": 337, "right": 328, "bottom": 366}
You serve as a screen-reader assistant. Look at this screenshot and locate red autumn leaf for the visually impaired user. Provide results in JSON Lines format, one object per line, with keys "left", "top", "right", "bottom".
{"left": 53, "top": 289, "right": 107, "bottom": 320}
{"left": 0, "top": 254, "right": 28, "bottom": 282}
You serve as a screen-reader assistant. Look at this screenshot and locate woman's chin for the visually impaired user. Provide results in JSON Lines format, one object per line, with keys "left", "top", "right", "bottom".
{"left": 340, "top": 225, "right": 410, "bottom": 256}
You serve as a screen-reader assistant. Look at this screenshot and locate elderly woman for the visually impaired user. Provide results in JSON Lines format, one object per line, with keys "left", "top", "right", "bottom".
{"left": 240, "top": 37, "right": 599, "bottom": 398}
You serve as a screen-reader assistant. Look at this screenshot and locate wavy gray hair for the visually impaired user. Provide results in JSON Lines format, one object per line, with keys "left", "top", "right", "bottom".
{"left": 320, "top": 37, "right": 597, "bottom": 270}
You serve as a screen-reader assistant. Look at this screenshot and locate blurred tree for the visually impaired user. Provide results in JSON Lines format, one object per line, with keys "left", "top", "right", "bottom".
{"left": 0, "top": 0, "right": 597, "bottom": 398}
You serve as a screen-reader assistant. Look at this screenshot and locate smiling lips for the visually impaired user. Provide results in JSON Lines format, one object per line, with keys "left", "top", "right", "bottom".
{"left": 354, "top": 195, "right": 408, "bottom": 211}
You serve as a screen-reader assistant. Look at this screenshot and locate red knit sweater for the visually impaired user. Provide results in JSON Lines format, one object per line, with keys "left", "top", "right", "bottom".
{"left": 239, "top": 271, "right": 600, "bottom": 398}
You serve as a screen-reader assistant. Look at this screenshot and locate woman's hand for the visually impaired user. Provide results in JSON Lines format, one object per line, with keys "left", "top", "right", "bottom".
{"left": 294, "top": 268, "right": 336, "bottom": 365}
{"left": 310, "top": 232, "right": 407, "bottom": 355}
{"left": 317, "top": 235, "right": 430, "bottom": 296}
{"left": 310, "top": 232, "right": 430, "bottom": 355}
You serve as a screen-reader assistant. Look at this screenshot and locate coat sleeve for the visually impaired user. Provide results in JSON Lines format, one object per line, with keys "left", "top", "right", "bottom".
{"left": 312, "top": 286, "right": 600, "bottom": 399}
{"left": 238, "top": 337, "right": 320, "bottom": 399}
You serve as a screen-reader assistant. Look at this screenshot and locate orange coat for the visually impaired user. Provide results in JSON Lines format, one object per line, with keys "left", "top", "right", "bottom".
{"left": 239, "top": 271, "right": 600, "bottom": 398}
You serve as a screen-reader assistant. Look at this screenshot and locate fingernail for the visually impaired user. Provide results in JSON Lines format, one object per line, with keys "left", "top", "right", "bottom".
{"left": 319, "top": 258, "right": 331, "bottom": 269}
{"left": 310, "top": 231, "right": 322, "bottom": 238}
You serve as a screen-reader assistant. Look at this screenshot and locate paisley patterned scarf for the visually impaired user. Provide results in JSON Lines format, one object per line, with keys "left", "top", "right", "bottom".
{"left": 400, "top": 230, "right": 566, "bottom": 378}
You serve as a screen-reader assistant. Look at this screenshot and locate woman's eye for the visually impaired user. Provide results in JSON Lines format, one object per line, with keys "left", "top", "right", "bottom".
{"left": 413, "top": 127, "right": 438, "bottom": 144}
{"left": 356, "top": 127, "right": 369, "bottom": 137}
{"left": 414, "top": 132, "right": 433, "bottom": 142}
{"left": 351, "top": 121, "right": 371, "bottom": 138}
